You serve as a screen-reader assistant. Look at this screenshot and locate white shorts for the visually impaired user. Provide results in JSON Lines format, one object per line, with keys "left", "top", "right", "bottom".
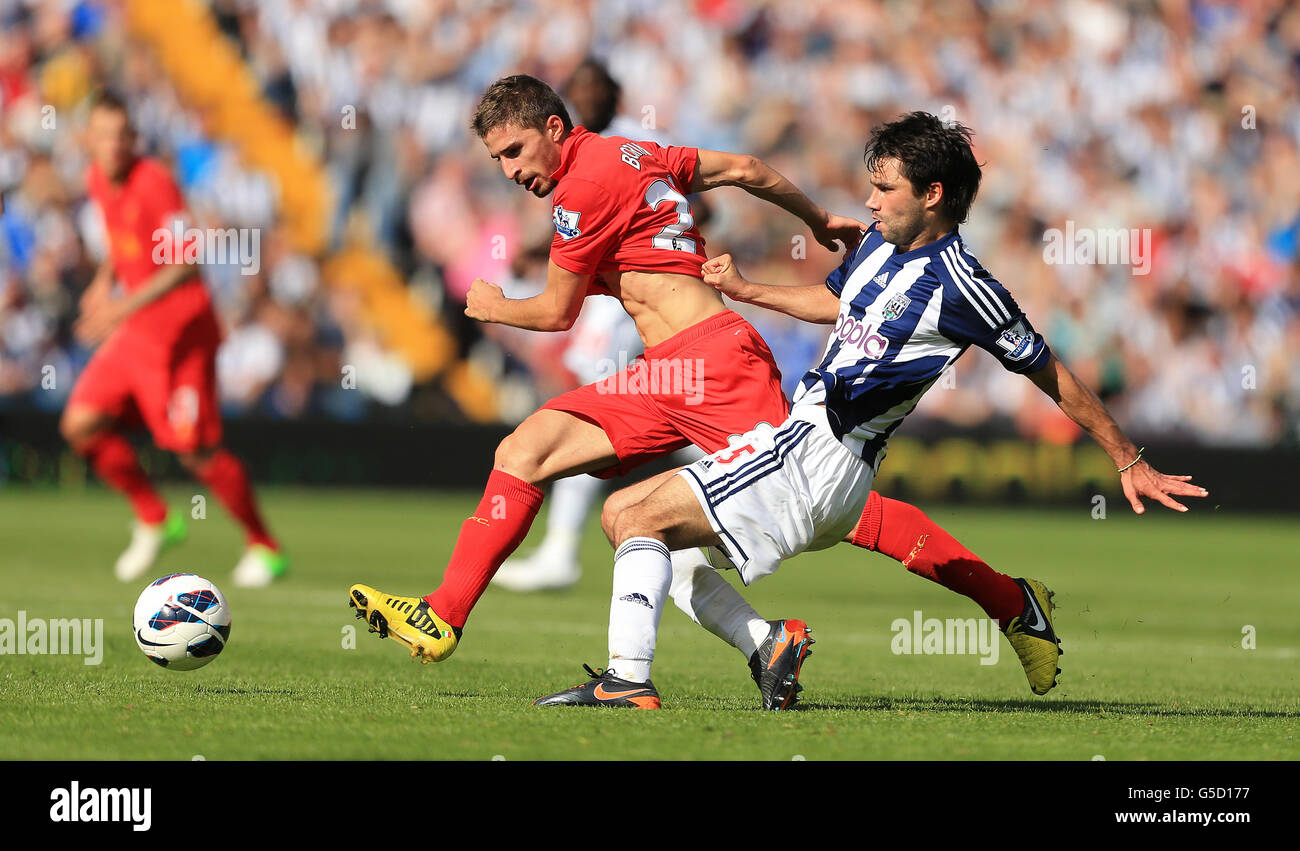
{"left": 677, "top": 404, "right": 875, "bottom": 585}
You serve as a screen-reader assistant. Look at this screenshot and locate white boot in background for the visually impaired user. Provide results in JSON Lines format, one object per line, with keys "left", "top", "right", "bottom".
{"left": 231, "top": 544, "right": 289, "bottom": 589}
{"left": 114, "top": 514, "right": 186, "bottom": 582}
{"left": 492, "top": 530, "right": 582, "bottom": 591}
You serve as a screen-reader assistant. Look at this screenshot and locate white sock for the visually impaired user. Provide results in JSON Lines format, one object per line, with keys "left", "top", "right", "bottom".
{"left": 540, "top": 475, "right": 602, "bottom": 562}
{"left": 669, "top": 547, "right": 768, "bottom": 659}
{"left": 607, "top": 537, "right": 672, "bottom": 683}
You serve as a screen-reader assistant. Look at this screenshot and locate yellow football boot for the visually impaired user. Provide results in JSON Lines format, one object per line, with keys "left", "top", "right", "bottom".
{"left": 1001, "top": 577, "right": 1062, "bottom": 695}
{"left": 348, "top": 584, "right": 459, "bottom": 663}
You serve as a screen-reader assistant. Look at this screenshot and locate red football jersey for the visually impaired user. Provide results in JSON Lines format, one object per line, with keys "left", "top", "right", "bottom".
{"left": 548, "top": 126, "right": 707, "bottom": 295}
{"left": 85, "top": 157, "right": 212, "bottom": 340}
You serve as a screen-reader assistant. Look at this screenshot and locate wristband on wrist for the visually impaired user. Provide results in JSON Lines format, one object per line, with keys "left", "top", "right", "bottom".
{"left": 1117, "top": 447, "right": 1144, "bottom": 473}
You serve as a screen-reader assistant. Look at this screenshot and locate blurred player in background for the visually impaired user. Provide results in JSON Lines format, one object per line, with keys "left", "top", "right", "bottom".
{"left": 493, "top": 59, "right": 701, "bottom": 593}
{"left": 60, "top": 91, "right": 286, "bottom": 588}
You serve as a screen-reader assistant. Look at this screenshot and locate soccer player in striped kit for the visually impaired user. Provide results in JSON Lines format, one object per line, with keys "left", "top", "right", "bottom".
{"left": 350, "top": 81, "right": 1100, "bottom": 708}
{"left": 537, "top": 112, "right": 1208, "bottom": 708}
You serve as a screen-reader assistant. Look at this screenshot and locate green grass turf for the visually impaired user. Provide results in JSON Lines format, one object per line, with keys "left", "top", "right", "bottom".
{"left": 0, "top": 485, "right": 1296, "bottom": 760}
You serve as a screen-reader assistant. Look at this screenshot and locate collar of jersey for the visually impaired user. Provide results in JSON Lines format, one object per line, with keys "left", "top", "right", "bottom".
{"left": 550, "top": 125, "right": 592, "bottom": 182}
{"left": 89, "top": 157, "right": 141, "bottom": 195}
{"left": 889, "top": 227, "right": 961, "bottom": 263}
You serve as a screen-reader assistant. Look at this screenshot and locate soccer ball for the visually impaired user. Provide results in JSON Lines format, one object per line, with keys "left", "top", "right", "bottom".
{"left": 132, "top": 574, "right": 232, "bottom": 670}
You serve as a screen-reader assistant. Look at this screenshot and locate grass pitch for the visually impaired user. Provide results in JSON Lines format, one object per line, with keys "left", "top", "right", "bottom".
{"left": 1, "top": 485, "right": 1296, "bottom": 760}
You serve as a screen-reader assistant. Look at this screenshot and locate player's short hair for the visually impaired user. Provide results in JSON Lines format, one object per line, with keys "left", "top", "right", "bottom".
{"left": 471, "top": 74, "right": 573, "bottom": 138}
{"left": 564, "top": 58, "right": 621, "bottom": 133}
{"left": 865, "top": 111, "right": 982, "bottom": 225}
{"left": 89, "top": 88, "right": 130, "bottom": 117}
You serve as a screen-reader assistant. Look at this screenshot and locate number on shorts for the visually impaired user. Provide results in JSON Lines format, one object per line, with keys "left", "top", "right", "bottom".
{"left": 714, "top": 443, "right": 755, "bottom": 464}
{"left": 644, "top": 179, "right": 696, "bottom": 252}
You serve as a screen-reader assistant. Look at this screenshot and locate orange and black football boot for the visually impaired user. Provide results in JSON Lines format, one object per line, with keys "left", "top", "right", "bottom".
{"left": 533, "top": 664, "right": 661, "bottom": 709}
{"left": 748, "top": 619, "right": 815, "bottom": 710}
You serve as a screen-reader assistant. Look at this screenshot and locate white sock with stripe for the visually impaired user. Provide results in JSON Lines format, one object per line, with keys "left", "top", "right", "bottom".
{"left": 607, "top": 536, "right": 672, "bottom": 683}
{"left": 669, "top": 547, "right": 767, "bottom": 658}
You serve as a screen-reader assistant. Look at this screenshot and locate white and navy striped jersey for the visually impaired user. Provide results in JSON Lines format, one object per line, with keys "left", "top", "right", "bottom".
{"left": 792, "top": 222, "right": 1051, "bottom": 466}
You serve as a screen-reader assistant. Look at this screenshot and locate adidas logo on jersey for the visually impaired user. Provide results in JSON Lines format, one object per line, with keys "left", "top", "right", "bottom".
{"left": 873, "top": 273, "right": 889, "bottom": 286}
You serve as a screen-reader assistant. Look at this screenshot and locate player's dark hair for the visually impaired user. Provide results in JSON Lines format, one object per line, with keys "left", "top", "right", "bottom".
{"left": 89, "top": 88, "right": 130, "bottom": 116}
{"left": 471, "top": 74, "right": 573, "bottom": 138}
{"left": 865, "top": 111, "right": 981, "bottom": 225}
{"left": 564, "top": 58, "right": 621, "bottom": 133}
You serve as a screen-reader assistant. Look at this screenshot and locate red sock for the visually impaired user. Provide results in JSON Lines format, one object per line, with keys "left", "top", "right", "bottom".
{"left": 194, "top": 449, "right": 277, "bottom": 550}
{"left": 425, "top": 470, "right": 544, "bottom": 629}
{"left": 80, "top": 432, "right": 168, "bottom": 524}
{"left": 852, "top": 491, "right": 1023, "bottom": 625}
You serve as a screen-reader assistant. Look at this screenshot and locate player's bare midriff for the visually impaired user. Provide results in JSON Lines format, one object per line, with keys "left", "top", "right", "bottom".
{"left": 604, "top": 269, "right": 728, "bottom": 347}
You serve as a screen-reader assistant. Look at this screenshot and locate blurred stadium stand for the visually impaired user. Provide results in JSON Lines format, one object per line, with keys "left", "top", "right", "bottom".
{"left": 1, "top": 0, "right": 1299, "bottom": 499}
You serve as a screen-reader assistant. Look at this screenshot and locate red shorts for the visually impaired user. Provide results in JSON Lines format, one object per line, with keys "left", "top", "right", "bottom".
{"left": 543, "top": 309, "right": 789, "bottom": 479}
{"left": 67, "top": 311, "right": 223, "bottom": 453}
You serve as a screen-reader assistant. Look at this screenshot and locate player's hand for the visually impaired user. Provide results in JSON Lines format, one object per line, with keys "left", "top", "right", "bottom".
{"left": 79, "top": 280, "right": 110, "bottom": 314}
{"left": 465, "top": 277, "right": 504, "bottom": 323}
{"left": 811, "top": 212, "right": 867, "bottom": 252}
{"left": 74, "top": 299, "right": 128, "bottom": 346}
{"left": 1120, "top": 460, "right": 1208, "bottom": 514}
{"left": 702, "top": 254, "right": 752, "bottom": 301}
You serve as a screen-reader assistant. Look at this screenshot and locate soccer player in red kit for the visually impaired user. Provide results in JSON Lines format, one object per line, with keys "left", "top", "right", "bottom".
{"left": 349, "top": 76, "right": 1051, "bottom": 706}
{"left": 61, "top": 91, "right": 285, "bottom": 588}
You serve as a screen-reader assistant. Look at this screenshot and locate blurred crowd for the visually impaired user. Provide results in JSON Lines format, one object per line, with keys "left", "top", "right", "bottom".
{"left": 2, "top": 0, "right": 1298, "bottom": 446}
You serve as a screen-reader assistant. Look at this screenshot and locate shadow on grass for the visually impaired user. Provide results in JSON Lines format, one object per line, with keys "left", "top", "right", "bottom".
{"left": 796, "top": 694, "right": 1300, "bottom": 719}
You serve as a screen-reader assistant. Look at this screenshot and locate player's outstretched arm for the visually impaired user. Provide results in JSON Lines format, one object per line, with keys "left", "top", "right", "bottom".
{"left": 702, "top": 253, "right": 838, "bottom": 324}
{"left": 465, "top": 260, "right": 588, "bottom": 332}
{"left": 1026, "top": 353, "right": 1209, "bottom": 514}
{"left": 691, "top": 150, "right": 864, "bottom": 252}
